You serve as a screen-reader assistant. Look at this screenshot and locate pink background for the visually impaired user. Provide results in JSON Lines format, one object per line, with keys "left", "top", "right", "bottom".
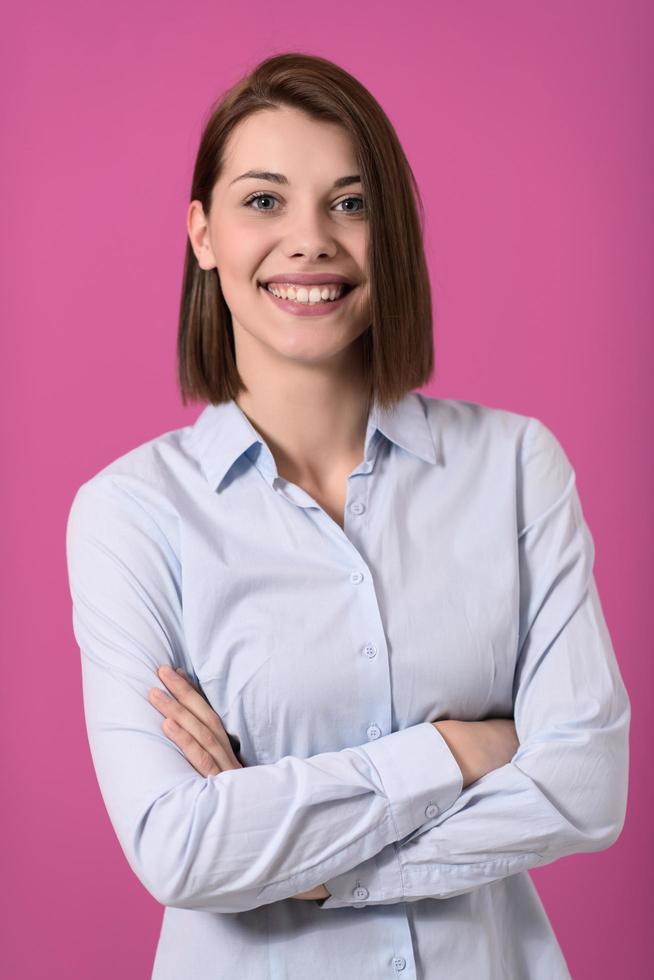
{"left": 2, "top": 1, "right": 651, "bottom": 977}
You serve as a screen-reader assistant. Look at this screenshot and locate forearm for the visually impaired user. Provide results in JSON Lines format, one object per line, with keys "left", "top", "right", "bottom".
{"left": 309, "top": 717, "right": 511, "bottom": 905}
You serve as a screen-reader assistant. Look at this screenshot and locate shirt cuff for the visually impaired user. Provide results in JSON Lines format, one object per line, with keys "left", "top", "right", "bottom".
{"left": 357, "top": 721, "right": 463, "bottom": 843}
{"left": 317, "top": 840, "right": 402, "bottom": 909}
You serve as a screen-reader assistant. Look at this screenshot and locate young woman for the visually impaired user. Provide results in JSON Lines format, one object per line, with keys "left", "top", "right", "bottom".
{"left": 65, "top": 52, "right": 630, "bottom": 979}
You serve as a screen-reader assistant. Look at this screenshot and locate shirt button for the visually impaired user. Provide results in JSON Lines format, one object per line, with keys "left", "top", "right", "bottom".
{"left": 363, "top": 642, "right": 377, "bottom": 659}
{"left": 394, "top": 956, "right": 407, "bottom": 972}
{"left": 350, "top": 571, "right": 364, "bottom": 584}
{"left": 367, "top": 724, "right": 381, "bottom": 740}
{"left": 350, "top": 501, "right": 365, "bottom": 514}
{"left": 425, "top": 802, "right": 439, "bottom": 819}
{"left": 353, "top": 885, "right": 369, "bottom": 900}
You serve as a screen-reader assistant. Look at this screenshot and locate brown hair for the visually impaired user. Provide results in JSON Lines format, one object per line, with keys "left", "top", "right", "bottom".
{"left": 177, "top": 52, "right": 435, "bottom": 412}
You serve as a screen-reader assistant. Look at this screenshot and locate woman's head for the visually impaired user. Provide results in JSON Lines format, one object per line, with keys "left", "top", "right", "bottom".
{"left": 180, "top": 52, "right": 434, "bottom": 411}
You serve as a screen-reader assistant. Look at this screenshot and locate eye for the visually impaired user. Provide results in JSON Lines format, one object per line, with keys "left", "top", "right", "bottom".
{"left": 334, "top": 196, "right": 366, "bottom": 214}
{"left": 243, "top": 191, "right": 279, "bottom": 212}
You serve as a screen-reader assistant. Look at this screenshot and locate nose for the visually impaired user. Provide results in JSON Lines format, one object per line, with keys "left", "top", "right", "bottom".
{"left": 283, "top": 203, "right": 339, "bottom": 261}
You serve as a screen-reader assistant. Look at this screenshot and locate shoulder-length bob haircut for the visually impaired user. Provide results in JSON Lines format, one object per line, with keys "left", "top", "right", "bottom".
{"left": 177, "top": 51, "right": 435, "bottom": 412}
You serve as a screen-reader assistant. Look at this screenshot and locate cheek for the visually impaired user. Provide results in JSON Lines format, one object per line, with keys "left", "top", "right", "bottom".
{"left": 213, "top": 217, "right": 267, "bottom": 276}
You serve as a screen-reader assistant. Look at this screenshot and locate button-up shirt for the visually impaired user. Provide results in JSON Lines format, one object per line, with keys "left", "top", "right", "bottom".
{"left": 65, "top": 391, "right": 630, "bottom": 979}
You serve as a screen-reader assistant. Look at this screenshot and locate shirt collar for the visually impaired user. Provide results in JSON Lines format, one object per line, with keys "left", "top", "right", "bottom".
{"left": 190, "top": 391, "right": 437, "bottom": 492}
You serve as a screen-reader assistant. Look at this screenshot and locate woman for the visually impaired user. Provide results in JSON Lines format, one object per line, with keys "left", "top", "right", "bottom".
{"left": 65, "top": 52, "right": 630, "bottom": 979}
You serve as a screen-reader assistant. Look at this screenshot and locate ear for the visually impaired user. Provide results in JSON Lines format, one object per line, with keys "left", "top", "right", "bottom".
{"left": 187, "top": 200, "right": 218, "bottom": 270}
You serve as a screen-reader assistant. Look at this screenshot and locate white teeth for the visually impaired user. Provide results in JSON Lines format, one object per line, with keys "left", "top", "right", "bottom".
{"left": 265, "top": 282, "right": 347, "bottom": 304}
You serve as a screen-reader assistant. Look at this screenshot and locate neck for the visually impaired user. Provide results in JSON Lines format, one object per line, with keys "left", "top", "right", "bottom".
{"left": 234, "top": 342, "right": 372, "bottom": 490}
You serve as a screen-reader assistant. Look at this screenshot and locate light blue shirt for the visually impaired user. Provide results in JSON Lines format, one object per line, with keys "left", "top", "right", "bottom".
{"left": 65, "top": 392, "right": 630, "bottom": 979}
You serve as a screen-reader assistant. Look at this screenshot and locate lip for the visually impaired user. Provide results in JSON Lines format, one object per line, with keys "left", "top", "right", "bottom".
{"left": 259, "top": 272, "right": 355, "bottom": 287}
{"left": 259, "top": 282, "right": 356, "bottom": 317}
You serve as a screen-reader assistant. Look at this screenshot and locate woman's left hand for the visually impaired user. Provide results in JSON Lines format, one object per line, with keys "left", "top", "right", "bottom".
{"left": 149, "top": 664, "right": 243, "bottom": 775}
{"left": 149, "top": 664, "right": 331, "bottom": 903}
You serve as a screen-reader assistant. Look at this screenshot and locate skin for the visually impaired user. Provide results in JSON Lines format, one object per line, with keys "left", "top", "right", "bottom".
{"left": 149, "top": 106, "right": 519, "bottom": 902}
{"left": 186, "top": 104, "right": 374, "bottom": 520}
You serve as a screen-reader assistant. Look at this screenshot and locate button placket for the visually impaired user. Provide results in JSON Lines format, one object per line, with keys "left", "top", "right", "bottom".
{"left": 342, "top": 481, "right": 397, "bottom": 815}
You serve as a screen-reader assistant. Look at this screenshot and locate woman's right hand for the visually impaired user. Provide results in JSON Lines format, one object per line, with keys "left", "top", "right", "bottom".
{"left": 432, "top": 718, "right": 519, "bottom": 788}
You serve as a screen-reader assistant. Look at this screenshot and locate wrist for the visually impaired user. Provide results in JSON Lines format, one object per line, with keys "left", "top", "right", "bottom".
{"left": 432, "top": 720, "right": 476, "bottom": 788}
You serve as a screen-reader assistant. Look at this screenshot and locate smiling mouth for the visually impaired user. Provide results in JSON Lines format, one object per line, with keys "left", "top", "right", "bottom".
{"left": 258, "top": 282, "right": 355, "bottom": 303}
{"left": 257, "top": 281, "right": 357, "bottom": 316}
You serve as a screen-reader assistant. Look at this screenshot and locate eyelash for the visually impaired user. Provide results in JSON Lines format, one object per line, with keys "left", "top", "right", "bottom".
{"left": 242, "top": 192, "right": 366, "bottom": 215}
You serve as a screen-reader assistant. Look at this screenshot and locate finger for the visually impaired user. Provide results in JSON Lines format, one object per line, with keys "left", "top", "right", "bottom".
{"left": 151, "top": 666, "right": 242, "bottom": 770}
{"left": 149, "top": 685, "right": 238, "bottom": 772}
{"left": 159, "top": 666, "right": 238, "bottom": 760}
{"left": 162, "top": 717, "right": 222, "bottom": 778}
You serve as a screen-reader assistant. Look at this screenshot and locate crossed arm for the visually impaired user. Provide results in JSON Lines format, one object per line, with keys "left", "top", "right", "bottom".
{"left": 146, "top": 665, "right": 519, "bottom": 902}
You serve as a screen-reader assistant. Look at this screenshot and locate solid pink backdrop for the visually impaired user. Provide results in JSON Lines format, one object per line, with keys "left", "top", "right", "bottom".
{"left": 2, "top": 1, "right": 651, "bottom": 977}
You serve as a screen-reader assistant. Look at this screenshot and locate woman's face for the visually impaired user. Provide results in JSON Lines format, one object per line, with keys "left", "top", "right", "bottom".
{"left": 188, "top": 106, "right": 371, "bottom": 370}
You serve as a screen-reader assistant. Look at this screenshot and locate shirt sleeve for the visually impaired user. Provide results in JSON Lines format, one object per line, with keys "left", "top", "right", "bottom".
{"left": 65, "top": 476, "right": 464, "bottom": 915}
{"left": 318, "top": 416, "right": 631, "bottom": 909}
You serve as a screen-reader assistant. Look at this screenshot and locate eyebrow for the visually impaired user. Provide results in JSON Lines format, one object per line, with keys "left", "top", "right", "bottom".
{"left": 229, "top": 170, "right": 362, "bottom": 189}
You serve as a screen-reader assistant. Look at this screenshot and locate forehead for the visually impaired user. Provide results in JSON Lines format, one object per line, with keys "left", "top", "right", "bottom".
{"left": 221, "top": 107, "right": 358, "bottom": 181}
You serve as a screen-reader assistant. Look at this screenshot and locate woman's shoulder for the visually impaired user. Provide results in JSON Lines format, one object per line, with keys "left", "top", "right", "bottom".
{"left": 416, "top": 392, "right": 535, "bottom": 447}
{"left": 416, "top": 393, "right": 573, "bottom": 486}
{"left": 67, "top": 417, "right": 202, "bottom": 541}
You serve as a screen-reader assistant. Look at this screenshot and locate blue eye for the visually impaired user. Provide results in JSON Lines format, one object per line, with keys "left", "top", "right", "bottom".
{"left": 244, "top": 192, "right": 278, "bottom": 211}
{"left": 334, "top": 197, "right": 365, "bottom": 214}
{"left": 243, "top": 192, "right": 366, "bottom": 215}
